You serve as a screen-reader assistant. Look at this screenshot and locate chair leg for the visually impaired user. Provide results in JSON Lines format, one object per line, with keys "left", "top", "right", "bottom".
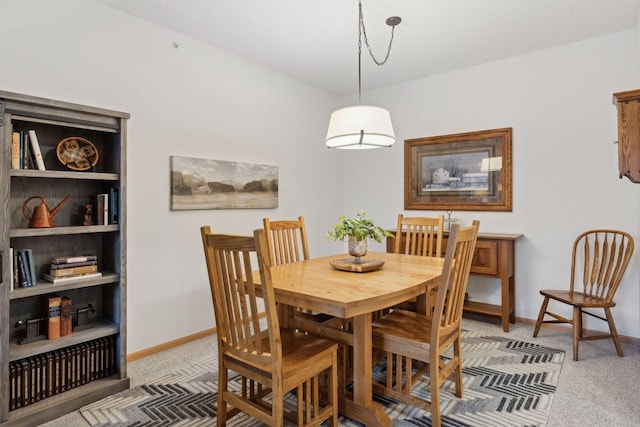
{"left": 217, "top": 368, "right": 228, "bottom": 427}
{"left": 453, "top": 337, "right": 463, "bottom": 398}
{"left": 532, "top": 296, "right": 549, "bottom": 337}
{"left": 330, "top": 353, "right": 339, "bottom": 426}
{"left": 572, "top": 306, "right": 581, "bottom": 361}
{"left": 272, "top": 385, "right": 284, "bottom": 427}
{"left": 430, "top": 356, "right": 441, "bottom": 427}
{"left": 604, "top": 307, "right": 624, "bottom": 357}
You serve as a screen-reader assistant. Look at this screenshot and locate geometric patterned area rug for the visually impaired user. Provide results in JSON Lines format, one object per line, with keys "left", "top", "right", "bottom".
{"left": 80, "top": 330, "right": 564, "bottom": 426}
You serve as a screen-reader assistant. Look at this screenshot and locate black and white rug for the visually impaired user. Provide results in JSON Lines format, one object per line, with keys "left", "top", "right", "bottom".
{"left": 80, "top": 331, "right": 564, "bottom": 426}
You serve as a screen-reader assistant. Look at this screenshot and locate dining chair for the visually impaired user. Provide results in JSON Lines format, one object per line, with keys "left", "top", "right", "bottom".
{"left": 263, "top": 216, "right": 310, "bottom": 266}
{"left": 371, "top": 220, "right": 479, "bottom": 427}
{"left": 392, "top": 214, "right": 445, "bottom": 313}
{"left": 263, "top": 215, "right": 352, "bottom": 393}
{"left": 394, "top": 214, "right": 444, "bottom": 257}
{"left": 533, "top": 229, "right": 634, "bottom": 361}
{"left": 200, "top": 226, "right": 339, "bottom": 426}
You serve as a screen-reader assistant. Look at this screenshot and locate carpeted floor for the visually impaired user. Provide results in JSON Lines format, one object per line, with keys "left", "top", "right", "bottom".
{"left": 78, "top": 330, "right": 564, "bottom": 426}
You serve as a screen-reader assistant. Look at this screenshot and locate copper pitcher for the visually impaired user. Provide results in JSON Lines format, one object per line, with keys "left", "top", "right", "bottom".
{"left": 22, "top": 194, "right": 72, "bottom": 228}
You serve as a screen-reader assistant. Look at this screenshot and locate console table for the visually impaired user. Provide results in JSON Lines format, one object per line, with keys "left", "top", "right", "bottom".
{"left": 387, "top": 230, "right": 523, "bottom": 332}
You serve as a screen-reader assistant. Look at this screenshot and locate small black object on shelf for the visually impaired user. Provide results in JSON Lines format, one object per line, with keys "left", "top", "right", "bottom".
{"left": 15, "top": 318, "right": 47, "bottom": 344}
{"left": 74, "top": 304, "right": 96, "bottom": 330}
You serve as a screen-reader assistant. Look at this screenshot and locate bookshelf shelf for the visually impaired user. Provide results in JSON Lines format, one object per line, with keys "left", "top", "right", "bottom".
{"left": 9, "top": 318, "right": 120, "bottom": 361}
{"left": 10, "top": 169, "right": 119, "bottom": 181}
{"left": 9, "top": 273, "right": 119, "bottom": 300}
{"left": 0, "top": 90, "right": 129, "bottom": 426}
{"left": 10, "top": 225, "right": 119, "bottom": 238}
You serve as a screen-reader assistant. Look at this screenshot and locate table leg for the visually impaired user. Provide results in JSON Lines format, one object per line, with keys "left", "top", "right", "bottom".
{"left": 342, "top": 314, "right": 390, "bottom": 427}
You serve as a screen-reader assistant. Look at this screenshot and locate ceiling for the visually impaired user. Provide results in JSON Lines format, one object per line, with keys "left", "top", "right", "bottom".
{"left": 95, "top": 0, "right": 640, "bottom": 95}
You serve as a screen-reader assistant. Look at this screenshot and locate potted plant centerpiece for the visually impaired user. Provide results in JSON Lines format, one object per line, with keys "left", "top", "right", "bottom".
{"left": 327, "top": 211, "right": 393, "bottom": 263}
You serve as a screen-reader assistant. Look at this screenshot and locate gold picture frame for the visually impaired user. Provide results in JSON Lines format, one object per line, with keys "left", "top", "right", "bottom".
{"left": 405, "top": 127, "right": 512, "bottom": 211}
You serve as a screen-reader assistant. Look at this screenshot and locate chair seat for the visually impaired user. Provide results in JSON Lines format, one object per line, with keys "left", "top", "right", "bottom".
{"left": 373, "top": 310, "right": 434, "bottom": 359}
{"left": 540, "top": 289, "right": 616, "bottom": 308}
{"left": 225, "top": 329, "right": 338, "bottom": 385}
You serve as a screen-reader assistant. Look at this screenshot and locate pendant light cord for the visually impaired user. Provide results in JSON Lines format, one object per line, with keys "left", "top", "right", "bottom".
{"left": 358, "top": 0, "right": 399, "bottom": 103}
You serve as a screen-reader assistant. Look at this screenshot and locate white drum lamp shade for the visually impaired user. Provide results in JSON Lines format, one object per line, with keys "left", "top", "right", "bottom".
{"left": 325, "top": 105, "right": 395, "bottom": 149}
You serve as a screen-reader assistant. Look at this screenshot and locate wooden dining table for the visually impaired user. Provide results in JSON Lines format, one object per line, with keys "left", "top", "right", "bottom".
{"left": 253, "top": 251, "right": 444, "bottom": 427}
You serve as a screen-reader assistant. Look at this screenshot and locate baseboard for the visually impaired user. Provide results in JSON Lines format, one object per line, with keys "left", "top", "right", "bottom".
{"left": 126, "top": 312, "right": 267, "bottom": 362}
{"left": 127, "top": 327, "right": 217, "bottom": 362}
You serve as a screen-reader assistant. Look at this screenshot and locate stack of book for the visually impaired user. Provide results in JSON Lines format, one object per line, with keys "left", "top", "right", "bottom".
{"left": 44, "top": 255, "right": 102, "bottom": 283}
{"left": 11, "top": 248, "right": 36, "bottom": 288}
{"left": 8, "top": 336, "right": 116, "bottom": 410}
{"left": 10, "top": 130, "right": 45, "bottom": 170}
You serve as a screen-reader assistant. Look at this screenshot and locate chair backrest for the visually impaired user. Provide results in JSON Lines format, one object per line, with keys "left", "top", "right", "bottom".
{"left": 570, "top": 229, "right": 634, "bottom": 303}
{"left": 263, "top": 216, "right": 310, "bottom": 265}
{"left": 200, "top": 226, "right": 281, "bottom": 367}
{"left": 432, "top": 220, "right": 480, "bottom": 335}
{"left": 395, "top": 214, "right": 444, "bottom": 257}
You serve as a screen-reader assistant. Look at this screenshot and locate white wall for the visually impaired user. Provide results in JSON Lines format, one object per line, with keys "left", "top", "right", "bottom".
{"left": 345, "top": 30, "right": 640, "bottom": 338}
{"left": 1, "top": 0, "right": 346, "bottom": 353}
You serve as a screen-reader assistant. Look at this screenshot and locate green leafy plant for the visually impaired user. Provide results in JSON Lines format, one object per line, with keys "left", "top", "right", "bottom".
{"left": 327, "top": 210, "right": 393, "bottom": 243}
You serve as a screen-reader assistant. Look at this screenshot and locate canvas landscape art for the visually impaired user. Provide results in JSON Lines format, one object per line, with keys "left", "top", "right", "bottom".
{"left": 170, "top": 156, "right": 278, "bottom": 210}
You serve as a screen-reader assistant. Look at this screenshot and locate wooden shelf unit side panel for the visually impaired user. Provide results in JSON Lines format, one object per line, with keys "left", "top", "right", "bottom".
{"left": 0, "top": 91, "right": 128, "bottom": 425}
{"left": 114, "top": 118, "right": 126, "bottom": 379}
{"left": 1, "top": 110, "right": 14, "bottom": 421}
{"left": 613, "top": 89, "right": 640, "bottom": 183}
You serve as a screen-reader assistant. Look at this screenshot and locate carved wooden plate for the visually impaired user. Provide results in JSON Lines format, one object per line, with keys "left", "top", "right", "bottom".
{"left": 56, "top": 137, "right": 99, "bottom": 171}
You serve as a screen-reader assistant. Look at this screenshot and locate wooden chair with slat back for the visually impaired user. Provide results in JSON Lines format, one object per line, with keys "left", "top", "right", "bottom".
{"left": 372, "top": 220, "right": 479, "bottom": 427}
{"left": 200, "top": 226, "right": 338, "bottom": 426}
{"left": 391, "top": 214, "right": 445, "bottom": 313}
{"left": 263, "top": 216, "right": 350, "bottom": 392}
{"left": 262, "top": 216, "right": 330, "bottom": 322}
{"left": 395, "top": 214, "right": 444, "bottom": 257}
{"left": 263, "top": 216, "right": 310, "bottom": 266}
{"left": 533, "top": 229, "right": 634, "bottom": 361}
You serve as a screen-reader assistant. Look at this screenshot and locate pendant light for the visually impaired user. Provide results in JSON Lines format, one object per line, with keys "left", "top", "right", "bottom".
{"left": 325, "top": 1, "right": 401, "bottom": 149}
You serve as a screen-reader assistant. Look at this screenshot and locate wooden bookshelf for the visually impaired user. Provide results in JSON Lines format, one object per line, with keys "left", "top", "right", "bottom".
{"left": 0, "top": 90, "right": 129, "bottom": 426}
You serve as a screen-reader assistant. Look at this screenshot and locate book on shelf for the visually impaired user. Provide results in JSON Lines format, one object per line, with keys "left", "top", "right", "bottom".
{"left": 22, "top": 133, "right": 31, "bottom": 169}
{"left": 50, "top": 260, "right": 97, "bottom": 270}
{"left": 15, "top": 250, "right": 29, "bottom": 288}
{"left": 43, "top": 272, "right": 102, "bottom": 283}
{"left": 12, "top": 248, "right": 19, "bottom": 288}
{"left": 9, "top": 247, "right": 14, "bottom": 291}
{"left": 11, "top": 131, "right": 20, "bottom": 169}
{"left": 25, "top": 249, "right": 37, "bottom": 285}
{"left": 47, "top": 296, "right": 62, "bottom": 340}
{"left": 91, "top": 193, "right": 109, "bottom": 225}
{"left": 18, "top": 250, "right": 33, "bottom": 287}
{"left": 20, "top": 359, "right": 30, "bottom": 407}
{"left": 60, "top": 297, "right": 72, "bottom": 337}
{"left": 12, "top": 249, "right": 36, "bottom": 287}
{"left": 51, "top": 255, "right": 97, "bottom": 264}
{"left": 109, "top": 187, "right": 118, "bottom": 224}
{"left": 48, "top": 264, "right": 98, "bottom": 277}
{"left": 28, "top": 130, "right": 46, "bottom": 170}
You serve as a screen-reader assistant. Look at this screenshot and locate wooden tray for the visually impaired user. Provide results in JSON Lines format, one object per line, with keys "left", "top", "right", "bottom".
{"left": 329, "top": 258, "right": 384, "bottom": 273}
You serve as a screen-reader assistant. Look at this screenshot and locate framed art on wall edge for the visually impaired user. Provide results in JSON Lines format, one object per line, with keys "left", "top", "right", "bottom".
{"left": 404, "top": 127, "right": 512, "bottom": 211}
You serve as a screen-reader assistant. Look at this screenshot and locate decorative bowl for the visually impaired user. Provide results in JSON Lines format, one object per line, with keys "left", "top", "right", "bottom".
{"left": 56, "top": 137, "right": 98, "bottom": 171}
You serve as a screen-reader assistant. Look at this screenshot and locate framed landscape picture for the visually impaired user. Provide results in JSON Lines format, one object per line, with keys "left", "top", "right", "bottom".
{"left": 170, "top": 156, "right": 278, "bottom": 210}
{"left": 404, "top": 128, "right": 512, "bottom": 211}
